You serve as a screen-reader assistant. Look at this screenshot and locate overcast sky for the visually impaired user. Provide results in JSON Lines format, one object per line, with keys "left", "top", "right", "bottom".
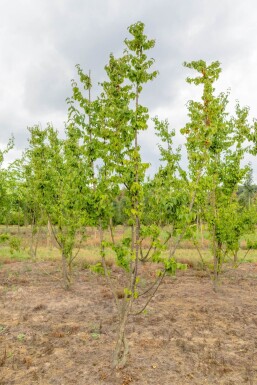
{"left": 1, "top": 0, "right": 257, "bottom": 180}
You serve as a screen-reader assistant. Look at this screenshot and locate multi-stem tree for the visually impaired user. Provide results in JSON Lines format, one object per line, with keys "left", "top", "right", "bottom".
{"left": 69, "top": 22, "right": 183, "bottom": 368}
{"left": 182, "top": 60, "right": 250, "bottom": 290}
{"left": 24, "top": 124, "right": 90, "bottom": 289}
{"left": 106, "top": 23, "right": 158, "bottom": 367}
{"left": 98, "top": 23, "right": 188, "bottom": 368}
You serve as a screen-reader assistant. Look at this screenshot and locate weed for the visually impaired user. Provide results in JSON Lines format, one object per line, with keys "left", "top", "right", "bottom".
{"left": 89, "top": 262, "right": 104, "bottom": 275}
{"left": 0, "top": 325, "right": 7, "bottom": 334}
{"left": 17, "top": 333, "right": 26, "bottom": 342}
{"left": 91, "top": 332, "right": 100, "bottom": 339}
{"left": 89, "top": 321, "right": 102, "bottom": 338}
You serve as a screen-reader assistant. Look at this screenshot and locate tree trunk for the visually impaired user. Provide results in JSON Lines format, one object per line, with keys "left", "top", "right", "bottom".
{"left": 200, "top": 219, "right": 204, "bottom": 247}
{"left": 30, "top": 224, "right": 37, "bottom": 257}
{"left": 62, "top": 252, "right": 70, "bottom": 290}
{"left": 94, "top": 227, "right": 98, "bottom": 246}
{"left": 112, "top": 303, "right": 130, "bottom": 368}
{"left": 233, "top": 250, "right": 238, "bottom": 265}
{"left": 213, "top": 254, "right": 219, "bottom": 292}
{"left": 30, "top": 224, "right": 34, "bottom": 256}
{"left": 46, "top": 220, "right": 52, "bottom": 250}
{"left": 213, "top": 241, "right": 222, "bottom": 292}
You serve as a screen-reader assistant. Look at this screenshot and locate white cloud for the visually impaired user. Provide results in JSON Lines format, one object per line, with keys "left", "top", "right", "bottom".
{"left": 0, "top": 0, "right": 257, "bottom": 180}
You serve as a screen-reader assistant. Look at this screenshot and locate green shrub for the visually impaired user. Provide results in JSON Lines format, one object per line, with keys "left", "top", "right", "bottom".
{"left": 9, "top": 237, "right": 21, "bottom": 254}
{"left": 0, "top": 233, "right": 10, "bottom": 244}
{"left": 246, "top": 239, "right": 257, "bottom": 250}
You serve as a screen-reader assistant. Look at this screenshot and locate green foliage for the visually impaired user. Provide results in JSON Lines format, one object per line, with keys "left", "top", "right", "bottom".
{"left": 152, "top": 252, "right": 187, "bottom": 275}
{"left": 0, "top": 137, "right": 17, "bottom": 226}
{"left": 89, "top": 262, "right": 105, "bottom": 275}
{"left": 246, "top": 239, "right": 257, "bottom": 250}
{"left": 23, "top": 122, "right": 93, "bottom": 288}
{"left": 0, "top": 233, "right": 10, "bottom": 243}
{"left": 17, "top": 333, "right": 26, "bottom": 342}
{"left": 9, "top": 236, "right": 21, "bottom": 254}
{"left": 238, "top": 167, "right": 257, "bottom": 208}
{"left": 182, "top": 60, "right": 252, "bottom": 287}
{"left": 0, "top": 233, "right": 23, "bottom": 256}
{"left": 112, "top": 238, "right": 131, "bottom": 271}
{"left": 91, "top": 332, "right": 100, "bottom": 339}
{"left": 112, "top": 192, "right": 129, "bottom": 225}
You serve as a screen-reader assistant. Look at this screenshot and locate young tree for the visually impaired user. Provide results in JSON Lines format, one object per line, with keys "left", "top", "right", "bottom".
{"left": 68, "top": 22, "right": 185, "bottom": 368}
{"left": 24, "top": 124, "right": 90, "bottom": 289}
{"left": 107, "top": 23, "right": 158, "bottom": 367}
{"left": 182, "top": 60, "right": 250, "bottom": 290}
{"left": 239, "top": 166, "right": 257, "bottom": 208}
{"left": 98, "top": 23, "right": 189, "bottom": 368}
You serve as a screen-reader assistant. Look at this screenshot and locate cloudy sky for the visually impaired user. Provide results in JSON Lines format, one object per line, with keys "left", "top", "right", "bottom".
{"left": 1, "top": 0, "right": 257, "bottom": 179}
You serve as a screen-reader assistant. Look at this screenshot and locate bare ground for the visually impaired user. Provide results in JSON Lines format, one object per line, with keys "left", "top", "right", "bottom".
{"left": 1, "top": 260, "right": 257, "bottom": 385}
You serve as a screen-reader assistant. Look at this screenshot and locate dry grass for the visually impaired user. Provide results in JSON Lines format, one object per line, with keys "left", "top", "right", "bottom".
{"left": 1, "top": 225, "right": 257, "bottom": 270}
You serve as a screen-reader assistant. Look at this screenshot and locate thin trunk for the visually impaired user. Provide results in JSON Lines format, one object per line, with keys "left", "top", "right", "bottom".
{"left": 68, "top": 258, "right": 73, "bottom": 282}
{"left": 200, "top": 218, "right": 204, "bottom": 247}
{"left": 61, "top": 251, "right": 70, "bottom": 290}
{"left": 213, "top": 240, "right": 222, "bottom": 292}
{"left": 213, "top": 238, "right": 218, "bottom": 292}
{"left": 30, "top": 223, "right": 34, "bottom": 256}
{"left": 5, "top": 216, "right": 10, "bottom": 233}
{"left": 94, "top": 227, "right": 97, "bottom": 245}
{"left": 34, "top": 232, "right": 39, "bottom": 258}
{"left": 29, "top": 223, "right": 39, "bottom": 258}
{"left": 100, "top": 219, "right": 131, "bottom": 368}
{"left": 100, "top": 225, "right": 120, "bottom": 312}
{"left": 210, "top": 165, "right": 219, "bottom": 292}
{"left": 109, "top": 218, "right": 115, "bottom": 244}
{"left": 132, "top": 83, "right": 140, "bottom": 294}
{"left": 112, "top": 302, "right": 130, "bottom": 368}
{"left": 113, "top": 79, "right": 140, "bottom": 369}
{"left": 46, "top": 219, "right": 52, "bottom": 250}
{"left": 233, "top": 250, "right": 238, "bottom": 265}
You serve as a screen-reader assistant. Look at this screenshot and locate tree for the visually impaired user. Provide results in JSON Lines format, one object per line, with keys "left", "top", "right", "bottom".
{"left": 106, "top": 23, "right": 158, "bottom": 367}
{"left": 24, "top": 124, "right": 90, "bottom": 289}
{"left": 238, "top": 166, "right": 257, "bottom": 208}
{"left": 68, "top": 22, "right": 186, "bottom": 368}
{"left": 182, "top": 60, "right": 250, "bottom": 290}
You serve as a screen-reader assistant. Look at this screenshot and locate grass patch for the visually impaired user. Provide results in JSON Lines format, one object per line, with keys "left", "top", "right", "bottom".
{"left": 0, "top": 246, "right": 31, "bottom": 263}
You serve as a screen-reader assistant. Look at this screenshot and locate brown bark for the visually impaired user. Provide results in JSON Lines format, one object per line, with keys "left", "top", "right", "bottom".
{"left": 62, "top": 252, "right": 70, "bottom": 290}
{"left": 112, "top": 303, "right": 130, "bottom": 368}
{"left": 46, "top": 220, "right": 52, "bottom": 250}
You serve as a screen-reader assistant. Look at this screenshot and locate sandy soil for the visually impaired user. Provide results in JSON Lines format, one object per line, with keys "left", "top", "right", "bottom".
{"left": 1, "top": 260, "right": 257, "bottom": 385}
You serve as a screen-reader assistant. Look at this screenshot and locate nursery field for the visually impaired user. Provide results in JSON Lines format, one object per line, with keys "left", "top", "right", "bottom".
{"left": 1, "top": 255, "right": 257, "bottom": 385}
{"left": 1, "top": 19, "right": 257, "bottom": 385}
